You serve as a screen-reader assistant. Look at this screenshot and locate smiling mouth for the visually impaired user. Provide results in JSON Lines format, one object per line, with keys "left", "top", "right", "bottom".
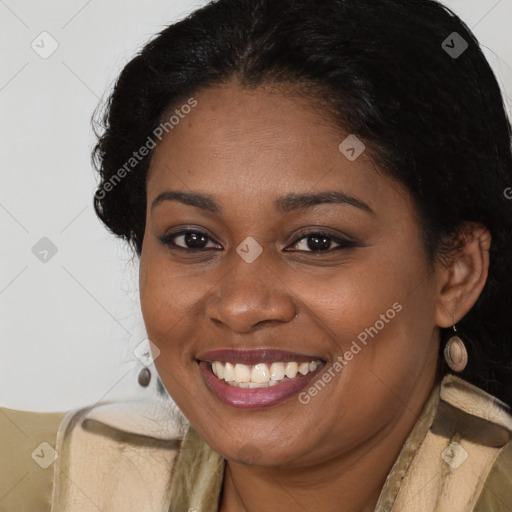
{"left": 196, "top": 348, "right": 328, "bottom": 408}
{"left": 208, "top": 360, "right": 322, "bottom": 388}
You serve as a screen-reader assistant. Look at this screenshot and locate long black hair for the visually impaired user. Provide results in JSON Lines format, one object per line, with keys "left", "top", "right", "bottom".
{"left": 92, "top": 0, "right": 512, "bottom": 405}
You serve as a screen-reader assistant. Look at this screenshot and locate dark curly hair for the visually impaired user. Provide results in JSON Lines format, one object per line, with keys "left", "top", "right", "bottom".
{"left": 92, "top": 0, "right": 512, "bottom": 405}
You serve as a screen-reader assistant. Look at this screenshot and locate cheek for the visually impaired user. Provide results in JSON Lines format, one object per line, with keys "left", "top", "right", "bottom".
{"left": 138, "top": 219, "right": 223, "bottom": 374}
{"left": 139, "top": 247, "right": 202, "bottom": 339}
{"left": 139, "top": 248, "right": 208, "bottom": 415}
{"left": 288, "top": 248, "right": 421, "bottom": 332}
{"left": 296, "top": 244, "right": 436, "bottom": 377}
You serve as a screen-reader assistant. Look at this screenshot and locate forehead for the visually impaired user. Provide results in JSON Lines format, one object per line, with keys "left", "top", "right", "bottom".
{"left": 146, "top": 81, "right": 407, "bottom": 216}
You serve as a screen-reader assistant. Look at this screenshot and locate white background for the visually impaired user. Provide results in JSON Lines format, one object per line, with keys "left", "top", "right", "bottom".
{"left": 1, "top": 0, "right": 511, "bottom": 412}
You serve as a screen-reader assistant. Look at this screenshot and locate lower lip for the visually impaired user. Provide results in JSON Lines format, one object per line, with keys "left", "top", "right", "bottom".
{"left": 198, "top": 361, "right": 325, "bottom": 409}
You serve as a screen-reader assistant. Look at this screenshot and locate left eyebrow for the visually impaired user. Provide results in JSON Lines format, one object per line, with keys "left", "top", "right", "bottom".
{"left": 274, "top": 191, "right": 375, "bottom": 216}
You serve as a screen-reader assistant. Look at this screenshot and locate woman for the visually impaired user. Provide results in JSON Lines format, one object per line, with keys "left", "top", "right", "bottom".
{"left": 2, "top": 0, "right": 512, "bottom": 510}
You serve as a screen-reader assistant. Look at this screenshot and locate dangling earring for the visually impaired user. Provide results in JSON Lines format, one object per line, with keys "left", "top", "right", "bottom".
{"left": 444, "top": 324, "right": 468, "bottom": 372}
{"left": 138, "top": 367, "right": 151, "bottom": 387}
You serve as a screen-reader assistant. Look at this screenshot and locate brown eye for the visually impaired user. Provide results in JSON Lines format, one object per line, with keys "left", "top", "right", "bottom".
{"left": 159, "top": 230, "right": 222, "bottom": 250}
{"left": 304, "top": 234, "right": 331, "bottom": 251}
{"left": 285, "top": 231, "right": 357, "bottom": 253}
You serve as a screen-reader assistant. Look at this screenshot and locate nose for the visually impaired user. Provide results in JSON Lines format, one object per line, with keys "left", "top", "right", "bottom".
{"left": 205, "top": 251, "right": 297, "bottom": 334}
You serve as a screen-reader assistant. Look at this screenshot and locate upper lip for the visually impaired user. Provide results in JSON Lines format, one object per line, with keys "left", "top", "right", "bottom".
{"left": 196, "top": 348, "right": 325, "bottom": 365}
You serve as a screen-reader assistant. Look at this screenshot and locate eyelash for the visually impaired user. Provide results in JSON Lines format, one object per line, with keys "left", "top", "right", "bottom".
{"left": 158, "top": 229, "right": 357, "bottom": 253}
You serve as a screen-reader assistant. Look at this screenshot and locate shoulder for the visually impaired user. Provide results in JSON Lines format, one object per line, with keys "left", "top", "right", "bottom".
{"left": 0, "top": 406, "right": 67, "bottom": 512}
{"left": 438, "top": 375, "right": 512, "bottom": 511}
{"left": 1, "top": 391, "right": 189, "bottom": 512}
{"left": 474, "top": 439, "right": 512, "bottom": 511}
{"left": 388, "top": 375, "right": 512, "bottom": 512}
{"left": 437, "top": 375, "right": 512, "bottom": 510}
{"left": 52, "top": 394, "right": 188, "bottom": 511}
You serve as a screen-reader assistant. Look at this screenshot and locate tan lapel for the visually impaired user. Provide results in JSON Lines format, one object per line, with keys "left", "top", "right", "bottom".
{"left": 389, "top": 375, "right": 512, "bottom": 512}
{"left": 50, "top": 398, "right": 187, "bottom": 512}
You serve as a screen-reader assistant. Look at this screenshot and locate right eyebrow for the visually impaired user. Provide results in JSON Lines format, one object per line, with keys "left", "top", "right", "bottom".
{"left": 151, "top": 191, "right": 221, "bottom": 214}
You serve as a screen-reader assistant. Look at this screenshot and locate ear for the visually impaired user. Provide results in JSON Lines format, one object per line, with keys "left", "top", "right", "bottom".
{"left": 434, "top": 222, "right": 491, "bottom": 328}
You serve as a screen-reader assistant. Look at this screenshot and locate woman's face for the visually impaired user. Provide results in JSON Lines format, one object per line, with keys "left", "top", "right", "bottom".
{"left": 139, "top": 80, "right": 441, "bottom": 467}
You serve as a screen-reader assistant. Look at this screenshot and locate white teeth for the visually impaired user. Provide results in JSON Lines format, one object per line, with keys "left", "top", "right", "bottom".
{"left": 248, "top": 382, "right": 268, "bottom": 388}
{"left": 298, "top": 362, "right": 310, "bottom": 375}
{"left": 270, "top": 362, "right": 285, "bottom": 380}
{"left": 214, "top": 361, "right": 224, "bottom": 380}
{"left": 224, "top": 362, "right": 235, "bottom": 382}
{"left": 234, "top": 363, "right": 251, "bottom": 383}
{"left": 285, "top": 362, "right": 298, "bottom": 379}
{"left": 210, "top": 359, "right": 323, "bottom": 387}
{"left": 225, "top": 377, "right": 292, "bottom": 388}
{"left": 251, "top": 363, "right": 270, "bottom": 383}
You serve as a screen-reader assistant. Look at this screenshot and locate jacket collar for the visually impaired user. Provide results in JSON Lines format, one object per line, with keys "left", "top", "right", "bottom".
{"left": 167, "top": 374, "right": 512, "bottom": 512}
{"left": 52, "top": 374, "right": 512, "bottom": 512}
{"left": 82, "top": 395, "right": 189, "bottom": 441}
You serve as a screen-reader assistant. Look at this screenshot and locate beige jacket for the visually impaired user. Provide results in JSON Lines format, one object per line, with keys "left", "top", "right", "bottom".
{"left": 1, "top": 374, "right": 511, "bottom": 511}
